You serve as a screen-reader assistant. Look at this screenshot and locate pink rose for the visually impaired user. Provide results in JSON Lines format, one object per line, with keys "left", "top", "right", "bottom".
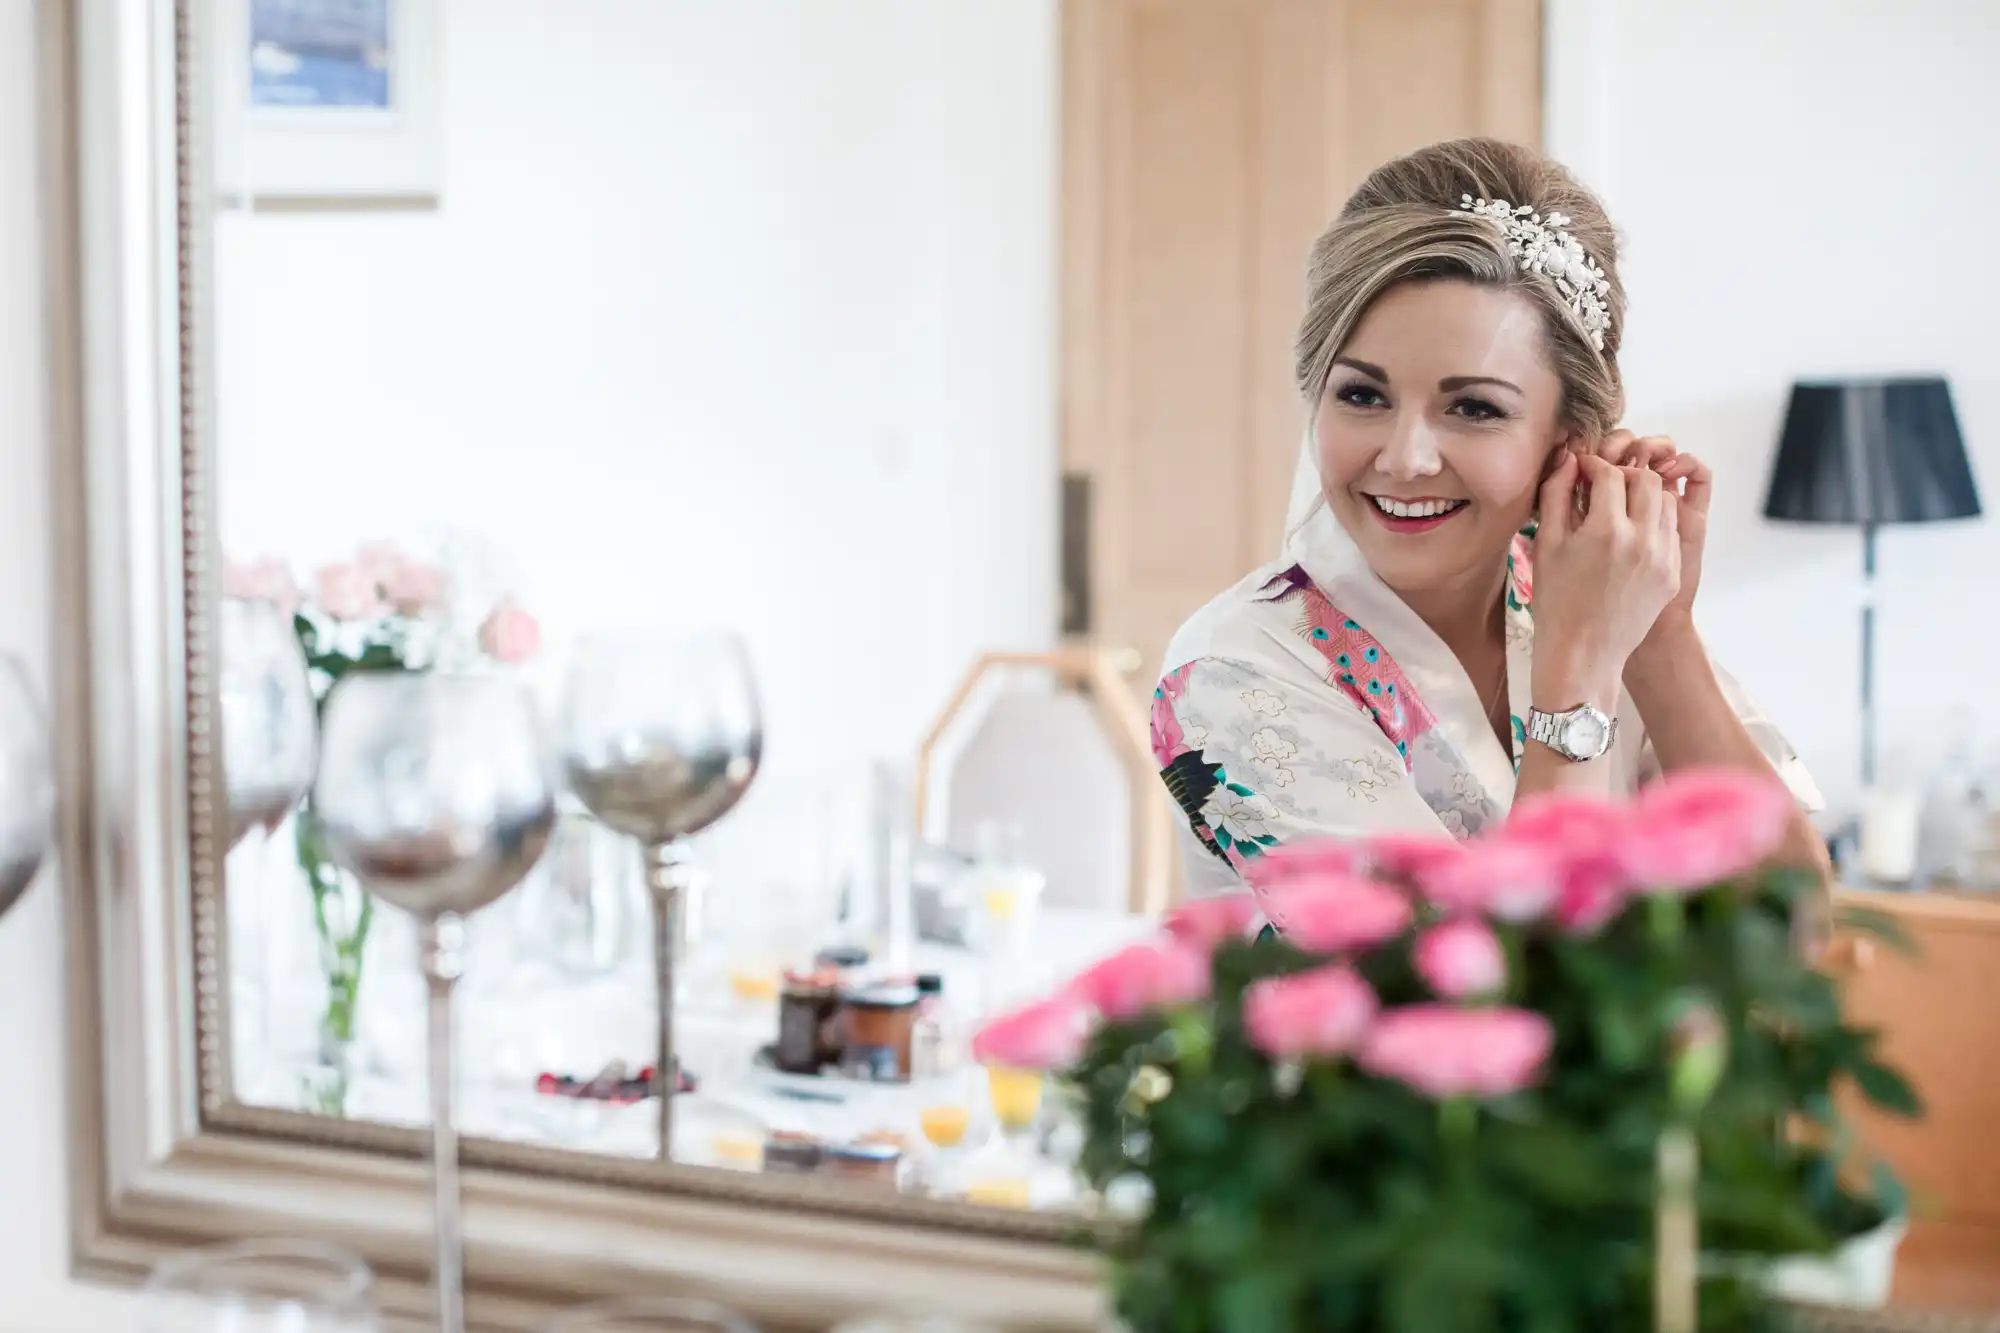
{"left": 1246, "top": 838, "right": 1367, "bottom": 900}
{"left": 1623, "top": 766, "right": 1794, "bottom": 890}
{"left": 222, "top": 555, "right": 300, "bottom": 616}
{"left": 1163, "top": 893, "right": 1260, "bottom": 951}
{"left": 314, "top": 562, "right": 385, "bottom": 621}
{"left": 970, "top": 995, "right": 1092, "bottom": 1071}
{"left": 1357, "top": 1004, "right": 1553, "bottom": 1100}
{"left": 477, "top": 600, "right": 541, "bottom": 664}
{"left": 1360, "top": 830, "right": 1470, "bottom": 888}
{"left": 381, "top": 558, "right": 450, "bottom": 615}
{"left": 1504, "top": 793, "right": 1632, "bottom": 852}
{"left": 1419, "top": 836, "right": 1561, "bottom": 921}
{"left": 1413, "top": 918, "right": 1506, "bottom": 999}
{"left": 1494, "top": 794, "right": 1636, "bottom": 935}
{"left": 1064, "top": 940, "right": 1211, "bottom": 1021}
{"left": 354, "top": 540, "right": 405, "bottom": 584}
{"left": 1262, "top": 874, "right": 1412, "bottom": 956}
{"left": 1243, "top": 964, "right": 1378, "bottom": 1060}
{"left": 1554, "top": 855, "right": 1633, "bottom": 936}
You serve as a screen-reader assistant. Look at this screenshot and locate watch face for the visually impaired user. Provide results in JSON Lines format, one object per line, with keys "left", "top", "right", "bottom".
{"left": 1562, "top": 709, "right": 1609, "bottom": 758}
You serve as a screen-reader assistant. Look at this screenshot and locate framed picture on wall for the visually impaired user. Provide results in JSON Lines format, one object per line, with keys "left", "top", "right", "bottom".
{"left": 211, "top": 0, "right": 442, "bottom": 206}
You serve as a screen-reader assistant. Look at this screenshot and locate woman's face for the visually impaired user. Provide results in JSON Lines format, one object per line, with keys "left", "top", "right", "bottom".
{"left": 1314, "top": 279, "right": 1572, "bottom": 597}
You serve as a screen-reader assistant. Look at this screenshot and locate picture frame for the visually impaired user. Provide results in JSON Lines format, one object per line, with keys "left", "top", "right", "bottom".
{"left": 210, "top": 0, "right": 440, "bottom": 206}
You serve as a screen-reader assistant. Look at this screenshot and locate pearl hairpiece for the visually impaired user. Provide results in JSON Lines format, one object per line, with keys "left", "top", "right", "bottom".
{"left": 1457, "top": 194, "right": 1612, "bottom": 351}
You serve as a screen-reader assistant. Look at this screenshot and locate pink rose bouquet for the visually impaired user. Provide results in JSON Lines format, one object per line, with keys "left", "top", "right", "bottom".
{"left": 973, "top": 768, "right": 1919, "bottom": 1333}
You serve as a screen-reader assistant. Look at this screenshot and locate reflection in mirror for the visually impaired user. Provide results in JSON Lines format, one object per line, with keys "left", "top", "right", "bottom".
{"left": 208, "top": 0, "right": 1148, "bottom": 1223}
{"left": 191, "top": 0, "right": 2000, "bottom": 1322}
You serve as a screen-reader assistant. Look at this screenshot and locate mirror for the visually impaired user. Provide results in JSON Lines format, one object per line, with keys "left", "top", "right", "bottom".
{"left": 205, "top": 0, "right": 1165, "bottom": 1227}
{"left": 175, "top": 0, "right": 1997, "bottom": 1323}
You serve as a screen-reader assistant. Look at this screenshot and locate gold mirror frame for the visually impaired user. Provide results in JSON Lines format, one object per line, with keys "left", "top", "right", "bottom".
{"left": 35, "top": 1, "right": 1979, "bottom": 1328}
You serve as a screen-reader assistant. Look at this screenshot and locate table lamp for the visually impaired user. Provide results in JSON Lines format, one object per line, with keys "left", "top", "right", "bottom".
{"left": 1762, "top": 377, "right": 1981, "bottom": 793}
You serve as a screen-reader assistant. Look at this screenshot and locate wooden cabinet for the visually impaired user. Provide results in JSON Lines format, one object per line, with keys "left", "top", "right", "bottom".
{"left": 1831, "top": 888, "right": 2000, "bottom": 1309}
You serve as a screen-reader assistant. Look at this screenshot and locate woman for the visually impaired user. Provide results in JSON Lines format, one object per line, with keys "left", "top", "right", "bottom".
{"left": 1152, "top": 138, "right": 1828, "bottom": 896}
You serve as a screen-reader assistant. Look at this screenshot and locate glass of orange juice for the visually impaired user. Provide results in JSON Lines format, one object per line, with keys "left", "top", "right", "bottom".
{"left": 983, "top": 1064, "right": 1044, "bottom": 1136}
{"left": 918, "top": 1102, "right": 971, "bottom": 1149}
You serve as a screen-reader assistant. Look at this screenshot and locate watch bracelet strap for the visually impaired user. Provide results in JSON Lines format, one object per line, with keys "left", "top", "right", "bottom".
{"left": 1527, "top": 706, "right": 1617, "bottom": 757}
{"left": 1527, "top": 708, "right": 1562, "bottom": 747}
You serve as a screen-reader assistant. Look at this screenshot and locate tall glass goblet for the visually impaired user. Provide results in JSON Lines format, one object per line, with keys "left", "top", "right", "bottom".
{"left": 560, "top": 630, "right": 761, "bottom": 1158}
{"left": 313, "top": 671, "right": 558, "bottom": 1333}
{"left": 141, "top": 1238, "right": 379, "bottom": 1333}
{"left": 0, "top": 652, "right": 54, "bottom": 922}
{"left": 218, "top": 597, "right": 318, "bottom": 850}
{"left": 218, "top": 597, "right": 319, "bottom": 1094}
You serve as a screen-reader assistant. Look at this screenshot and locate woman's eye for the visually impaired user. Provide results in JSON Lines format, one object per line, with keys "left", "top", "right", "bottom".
{"left": 1449, "top": 396, "right": 1507, "bottom": 423}
{"left": 1334, "top": 384, "right": 1386, "bottom": 409}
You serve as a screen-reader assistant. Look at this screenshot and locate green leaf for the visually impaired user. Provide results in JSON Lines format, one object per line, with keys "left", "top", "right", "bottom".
{"left": 1217, "top": 1270, "right": 1293, "bottom": 1333}
{"left": 1592, "top": 1000, "right": 1651, "bottom": 1070}
{"left": 1852, "top": 1060, "right": 1923, "bottom": 1118}
{"left": 1483, "top": 1122, "right": 1622, "bottom": 1207}
{"left": 1833, "top": 906, "right": 1919, "bottom": 955}
{"left": 1869, "top": 1160, "right": 1909, "bottom": 1224}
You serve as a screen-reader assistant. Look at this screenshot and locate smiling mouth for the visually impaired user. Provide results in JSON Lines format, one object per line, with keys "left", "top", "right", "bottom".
{"left": 1364, "top": 495, "right": 1470, "bottom": 526}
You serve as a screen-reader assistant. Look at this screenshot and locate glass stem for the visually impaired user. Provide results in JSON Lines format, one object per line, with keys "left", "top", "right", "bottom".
{"left": 644, "top": 838, "right": 696, "bottom": 1162}
{"left": 420, "top": 915, "right": 467, "bottom": 1333}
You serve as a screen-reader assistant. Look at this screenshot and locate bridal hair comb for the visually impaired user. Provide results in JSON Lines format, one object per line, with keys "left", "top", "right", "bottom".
{"left": 1457, "top": 195, "right": 1613, "bottom": 351}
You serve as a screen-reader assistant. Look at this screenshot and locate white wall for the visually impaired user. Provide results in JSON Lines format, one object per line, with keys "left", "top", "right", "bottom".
{"left": 1546, "top": 0, "right": 2000, "bottom": 816}
{"left": 0, "top": 3, "right": 145, "bottom": 1329}
{"left": 215, "top": 0, "right": 1062, "bottom": 849}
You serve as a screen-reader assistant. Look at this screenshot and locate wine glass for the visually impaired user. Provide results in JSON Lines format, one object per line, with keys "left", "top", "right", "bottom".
{"left": 218, "top": 596, "right": 317, "bottom": 849}
{"left": 313, "top": 671, "right": 558, "bottom": 1333}
{"left": 217, "top": 598, "right": 318, "bottom": 1094}
{"left": 141, "top": 1238, "right": 379, "bottom": 1333}
{"left": 544, "top": 1296, "right": 758, "bottom": 1333}
{"left": 560, "top": 630, "right": 762, "bottom": 1158}
{"left": 0, "top": 653, "right": 55, "bottom": 922}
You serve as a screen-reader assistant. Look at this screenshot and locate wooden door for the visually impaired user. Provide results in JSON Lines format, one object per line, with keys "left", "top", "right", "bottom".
{"left": 1061, "top": 0, "right": 1543, "bottom": 682}
{"left": 1830, "top": 890, "right": 2000, "bottom": 1309}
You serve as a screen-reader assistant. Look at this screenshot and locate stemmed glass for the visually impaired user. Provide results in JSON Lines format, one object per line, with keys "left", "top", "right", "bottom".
{"left": 0, "top": 653, "right": 55, "bottom": 922}
{"left": 218, "top": 597, "right": 318, "bottom": 849}
{"left": 217, "top": 598, "right": 319, "bottom": 1093}
{"left": 312, "top": 672, "right": 558, "bottom": 1333}
{"left": 141, "top": 1239, "right": 379, "bottom": 1333}
{"left": 560, "top": 631, "right": 762, "bottom": 1159}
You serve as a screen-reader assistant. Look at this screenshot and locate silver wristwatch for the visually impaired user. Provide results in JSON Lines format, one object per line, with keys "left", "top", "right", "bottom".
{"left": 1527, "top": 703, "right": 1618, "bottom": 763}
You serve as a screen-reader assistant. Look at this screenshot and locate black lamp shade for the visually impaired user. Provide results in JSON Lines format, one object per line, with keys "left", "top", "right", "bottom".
{"left": 1763, "top": 377, "right": 1980, "bottom": 525}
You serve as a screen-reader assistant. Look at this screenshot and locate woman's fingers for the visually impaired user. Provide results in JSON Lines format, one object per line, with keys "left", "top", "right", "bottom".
{"left": 1591, "top": 430, "right": 1677, "bottom": 471}
{"left": 1594, "top": 428, "right": 1640, "bottom": 466}
{"left": 1624, "top": 461, "right": 1665, "bottom": 527}
{"left": 1659, "top": 452, "right": 1714, "bottom": 516}
{"left": 1577, "top": 455, "right": 1628, "bottom": 530}
{"left": 1632, "top": 434, "right": 1678, "bottom": 471}
{"left": 1537, "top": 450, "right": 1582, "bottom": 543}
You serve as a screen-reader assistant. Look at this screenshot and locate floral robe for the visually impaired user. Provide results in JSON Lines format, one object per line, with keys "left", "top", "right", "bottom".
{"left": 1152, "top": 512, "right": 1823, "bottom": 898}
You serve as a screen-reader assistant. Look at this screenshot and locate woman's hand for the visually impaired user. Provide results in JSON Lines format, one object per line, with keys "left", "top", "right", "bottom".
{"left": 1591, "top": 430, "right": 1712, "bottom": 639}
{"left": 1528, "top": 450, "right": 1681, "bottom": 710}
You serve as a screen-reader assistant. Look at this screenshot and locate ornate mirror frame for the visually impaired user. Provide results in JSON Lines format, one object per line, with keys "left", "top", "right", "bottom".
{"left": 44, "top": 3, "right": 1097, "bottom": 1328}
{"left": 35, "top": 2, "right": 1973, "bottom": 1330}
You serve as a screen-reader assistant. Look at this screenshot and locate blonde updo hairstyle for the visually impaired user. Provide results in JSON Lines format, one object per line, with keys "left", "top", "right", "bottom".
{"left": 1295, "top": 138, "right": 1626, "bottom": 444}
